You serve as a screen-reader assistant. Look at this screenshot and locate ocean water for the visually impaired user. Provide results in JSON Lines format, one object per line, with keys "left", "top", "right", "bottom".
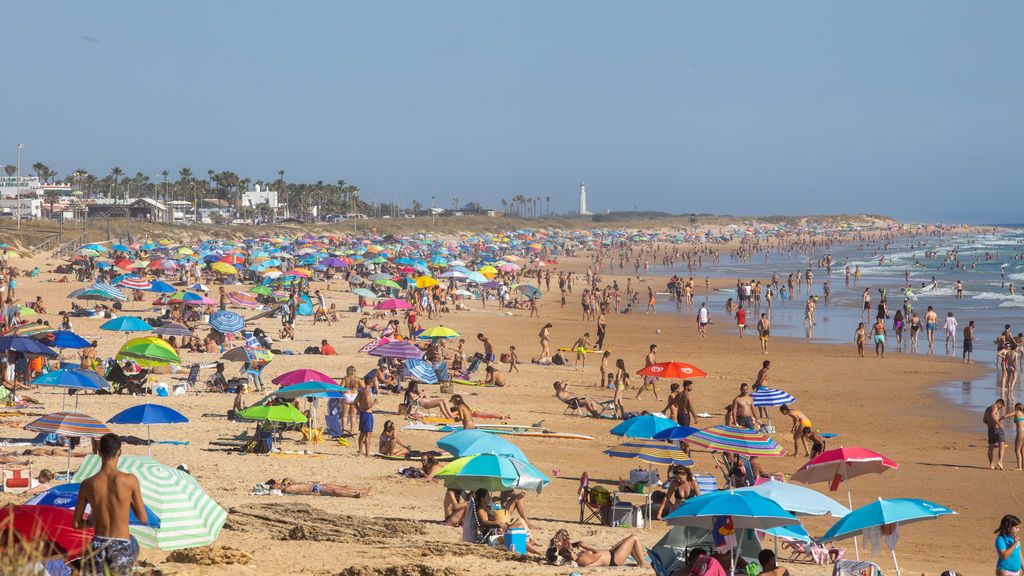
{"left": 653, "top": 228, "right": 1024, "bottom": 420}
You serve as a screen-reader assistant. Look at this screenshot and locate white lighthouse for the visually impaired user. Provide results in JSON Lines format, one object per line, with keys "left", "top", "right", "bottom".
{"left": 578, "top": 181, "right": 591, "bottom": 215}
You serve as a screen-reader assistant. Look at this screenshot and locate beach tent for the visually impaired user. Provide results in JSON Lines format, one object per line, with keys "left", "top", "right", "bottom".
{"left": 650, "top": 526, "right": 762, "bottom": 575}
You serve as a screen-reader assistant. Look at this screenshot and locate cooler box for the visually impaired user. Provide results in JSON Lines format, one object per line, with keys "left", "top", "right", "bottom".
{"left": 629, "top": 468, "right": 660, "bottom": 485}
{"left": 604, "top": 502, "right": 638, "bottom": 528}
{"left": 503, "top": 528, "right": 527, "bottom": 554}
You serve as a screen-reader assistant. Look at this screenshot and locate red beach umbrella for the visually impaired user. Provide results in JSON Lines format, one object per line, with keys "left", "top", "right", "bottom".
{"left": 636, "top": 361, "right": 708, "bottom": 379}
{"left": 0, "top": 505, "right": 94, "bottom": 558}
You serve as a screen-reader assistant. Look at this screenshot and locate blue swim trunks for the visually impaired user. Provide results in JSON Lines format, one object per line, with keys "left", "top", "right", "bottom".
{"left": 358, "top": 412, "right": 374, "bottom": 433}
{"left": 86, "top": 535, "right": 139, "bottom": 576}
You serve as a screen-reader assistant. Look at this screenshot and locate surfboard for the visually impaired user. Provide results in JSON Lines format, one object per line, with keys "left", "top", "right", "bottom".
{"left": 373, "top": 452, "right": 454, "bottom": 462}
{"left": 402, "top": 423, "right": 593, "bottom": 440}
{"left": 451, "top": 378, "right": 496, "bottom": 387}
{"left": 556, "top": 348, "right": 609, "bottom": 354}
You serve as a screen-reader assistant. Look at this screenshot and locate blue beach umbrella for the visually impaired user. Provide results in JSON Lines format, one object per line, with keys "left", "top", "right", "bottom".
{"left": 26, "top": 483, "right": 161, "bottom": 527}
{"left": 651, "top": 425, "right": 701, "bottom": 441}
{"left": 101, "top": 316, "right": 153, "bottom": 332}
{"left": 209, "top": 310, "right": 245, "bottom": 333}
{"left": 734, "top": 479, "right": 849, "bottom": 517}
{"left": 47, "top": 330, "right": 91, "bottom": 350}
{"left": 271, "top": 382, "right": 348, "bottom": 399}
{"left": 0, "top": 336, "right": 57, "bottom": 357}
{"left": 108, "top": 403, "right": 190, "bottom": 456}
{"left": 437, "top": 429, "right": 528, "bottom": 461}
{"left": 434, "top": 453, "right": 550, "bottom": 494}
{"left": 32, "top": 369, "right": 109, "bottom": 391}
{"left": 403, "top": 358, "right": 439, "bottom": 384}
{"left": 610, "top": 413, "right": 678, "bottom": 439}
{"left": 147, "top": 280, "right": 177, "bottom": 293}
{"left": 821, "top": 498, "right": 955, "bottom": 574}
{"left": 751, "top": 387, "right": 796, "bottom": 407}
{"left": 664, "top": 490, "right": 798, "bottom": 528}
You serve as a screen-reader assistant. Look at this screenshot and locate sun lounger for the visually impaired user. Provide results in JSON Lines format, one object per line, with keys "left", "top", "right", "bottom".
{"left": 832, "top": 559, "right": 881, "bottom": 575}
{"left": 783, "top": 537, "right": 845, "bottom": 565}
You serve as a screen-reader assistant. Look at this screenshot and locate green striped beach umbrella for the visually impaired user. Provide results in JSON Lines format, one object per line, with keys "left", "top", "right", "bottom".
{"left": 73, "top": 455, "right": 227, "bottom": 550}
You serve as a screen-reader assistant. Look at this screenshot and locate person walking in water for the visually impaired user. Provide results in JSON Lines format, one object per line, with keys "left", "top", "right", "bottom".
{"left": 924, "top": 306, "right": 938, "bottom": 355}
{"left": 74, "top": 433, "right": 148, "bottom": 576}
{"left": 943, "top": 311, "right": 958, "bottom": 356}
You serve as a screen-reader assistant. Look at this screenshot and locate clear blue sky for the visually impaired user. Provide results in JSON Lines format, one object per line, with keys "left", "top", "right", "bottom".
{"left": 2, "top": 1, "right": 1022, "bottom": 222}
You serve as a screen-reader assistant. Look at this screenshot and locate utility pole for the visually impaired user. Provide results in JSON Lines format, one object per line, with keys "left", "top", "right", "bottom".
{"left": 16, "top": 144, "right": 23, "bottom": 229}
{"left": 431, "top": 190, "right": 436, "bottom": 227}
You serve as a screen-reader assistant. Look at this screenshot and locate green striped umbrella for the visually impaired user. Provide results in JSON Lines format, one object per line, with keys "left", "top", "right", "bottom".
{"left": 73, "top": 455, "right": 226, "bottom": 550}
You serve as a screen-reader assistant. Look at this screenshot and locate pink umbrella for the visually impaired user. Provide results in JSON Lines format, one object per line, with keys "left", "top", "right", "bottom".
{"left": 374, "top": 298, "right": 413, "bottom": 310}
{"left": 271, "top": 369, "right": 335, "bottom": 386}
{"left": 791, "top": 446, "right": 898, "bottom": 559}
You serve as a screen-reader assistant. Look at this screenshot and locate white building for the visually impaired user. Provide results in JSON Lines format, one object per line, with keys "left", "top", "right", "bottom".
{"left": 240, "top": 184, "right": 279, "bottom": 210}
{"left": 578, "top": 181, "right": 591, "bottom": 215}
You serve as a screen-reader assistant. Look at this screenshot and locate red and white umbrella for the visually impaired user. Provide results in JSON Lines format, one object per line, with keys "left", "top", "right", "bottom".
{"left": 118, "top": 276, "right": 153, "bottom": 291}
{"left": 791, "top": 446, "right": 898, "bottom": 559}
{"left": 636, "top": 361, "right": 708, "bottom": 379}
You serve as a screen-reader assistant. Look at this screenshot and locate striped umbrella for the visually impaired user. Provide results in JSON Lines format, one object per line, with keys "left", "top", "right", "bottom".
{"left": 209, "top": 310, "right": 245, "bottom": 333}
{"left": 403, "top": 359, "right": 439, "bottom": 384}
{"left": 117, "top": 336, "right": 181, "bottom": 366}
{"left": 90, "top": 282, "right": 127, "bottom": 301}
{"left": 118, "top": 276, "right": 153, "bottom": 291}
{"left": 751, "top": 387, "right": 796, "bottom": 407}
{"left": 368, "top": 340, "right": 424, "bottom": 360}
{"left": 685, "top": 425, "right": 786, "bottom": 457}
{"left": 226, "top": 291, "right": 260, "bottom": 308}
{"left": 153, "top": 323, "right": 193, "bottom": 337}
{"left": 25, "top": 412, "right": 111, "bottom": 437}
{"left": 356, "top": 338, "right": 392, "bottom": 354}
{"left": 73, "top": 455, "right": 227, "bottom": 550}
{"left": 604, "top": 442, "right": 695, "bottom": 467}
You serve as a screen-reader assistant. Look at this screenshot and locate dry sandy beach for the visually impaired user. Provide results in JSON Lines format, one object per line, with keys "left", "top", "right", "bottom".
{"left": 0, "top": 243, "right": 1003, "bottom": 576}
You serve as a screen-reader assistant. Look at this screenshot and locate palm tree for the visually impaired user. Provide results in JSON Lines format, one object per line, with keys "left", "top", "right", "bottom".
{"left": 545, "top": 196, "right": 550, "bottom": 217}
{"left": 109, "top": 167, "right": 124, "bottom": 199}
{"left": 501, "top": 198, "right": 508, "bottom": 216}
{"left": 43, "top": 189, "right": 61, "bottom": 217}
{"left": 2, "top": 165, "right": 15, "bottom": 177}
{"left": 178, "top": 168, "right": 194, "bottom": 210}
{"left": 32, "top": 162, "right": 49, "bottom": 181}
{"left": 161, "top": 170, "right": 169, "bottom": 202}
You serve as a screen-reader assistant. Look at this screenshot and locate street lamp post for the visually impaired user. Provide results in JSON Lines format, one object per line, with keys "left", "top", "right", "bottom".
{"left": 16, "top": 144, "right": 24, "bottom": 229}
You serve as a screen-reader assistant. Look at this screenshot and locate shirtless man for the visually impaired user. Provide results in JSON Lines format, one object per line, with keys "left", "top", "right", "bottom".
{"left": 757, "top": 312, "right": 770, "bottom": 354}
{"left": 924, "top": 306, "right": 938, "bottom": 354}
{"left": 985, "top": 399, "right": 1011, "bottom": 470}
{"left": 484, "top": 365, "right": 507, "bottom": 387}
{"left": 753, "top": 360, "right": 770, "bottom": 420}
{"left": 730, "top": 383, "right": 758, "bottom": 430}
{"left": 355, "top": 378, "right": 377, "bottom": 457}
{"left": 553, "top": 381, "right": 606, "bottom": 417}
{"left": 636, "top": 344, "right": 660, "bottom": 401}
{"left": 673, "top": 380, "right": 698, "bottom": 427}
{"left": 80, "top": 341, "right": 99, "bottom": 373}
{"left": 780, "top": 404, "right": 813, "bottom": 457}
{"left": 477, "top": 332, "right": 496, "bottom": 363}
{"left": 74, "top": 433, "right": 147, "bottom": 576}
{"left": 268, "top": 478, "right": 370, "bottom": 498}
{"left": 872, "top": 317, "right": 887, "bottom": 358}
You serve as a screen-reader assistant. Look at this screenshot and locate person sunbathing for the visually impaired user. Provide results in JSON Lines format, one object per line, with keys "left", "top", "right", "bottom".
{"left": 553, "top": 381, "right": 607, "bottom": 417}
{"left": 421, "top": 454, "right": 444, "bottom": 479}
{"left": 546, "top": 529, "right": 649, "bottom": 568}
{"left": 404, "top": 383, "right": 454, "bottom": 419}
{"left": 266, "top": 478, "right": 371, "bottom": 498}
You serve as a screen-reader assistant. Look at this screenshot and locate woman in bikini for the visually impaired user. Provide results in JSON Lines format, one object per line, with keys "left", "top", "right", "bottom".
{"left": 613, "top": 359, "right": 629, "bottom": 419}
{"left": 339, "top": 366, "right": 360, "bottom": 434}
{"left": 655, "top": 466, "right": 700, "bottom": 520}
{"left": 379, "top": 420, "right": 410, "bottom": 457}
{"left": 546, "top": 529, "right": 649, "bottom": 569}
{"left": 268, "top": 478, "right": 371, "bottom": 498}
{"left": 404, "top": 382, "right": 454, "bottom": 419}
{"left": 1014, "top": 402, "right": 1024, "bottom": 471}
{"left": 450, "top": 395, "right": 475, "bottom": 429}
{"left": 892, "top": 309, "right": 905, "bottom": 352}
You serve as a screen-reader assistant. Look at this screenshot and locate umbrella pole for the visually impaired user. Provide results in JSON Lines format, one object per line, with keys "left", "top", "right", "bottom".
{"left": 890, "top": 546, "right": 901, "bottom": 576}
{"left": 844, "top": 468, "right": 860, "bottom": 560}
{"left": 147, "top": 425, "right": 152, "bottom": 458}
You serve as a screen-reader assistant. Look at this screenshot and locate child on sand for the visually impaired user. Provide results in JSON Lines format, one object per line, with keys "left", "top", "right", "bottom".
{"left": 508, "top": 345, "right": 519, "bottom": 373}
{"left": 854, "top": 323, "right": 866, "bottom": 357}
{"left": 571, "top": 333, "right": 591, "bottom": 370}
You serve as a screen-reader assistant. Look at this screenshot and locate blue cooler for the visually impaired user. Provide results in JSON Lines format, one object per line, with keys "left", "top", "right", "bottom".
{"left": 503, "top": 528, "right": 527, "bottom": 554}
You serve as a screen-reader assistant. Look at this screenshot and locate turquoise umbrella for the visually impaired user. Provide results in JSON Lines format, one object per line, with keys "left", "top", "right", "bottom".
{"left": 101, "top": 316, "right": 153, "bottom": 332}
{"left": 434, "top": 453, "right": 550, "bottom": 494}
{"left": 610, "top": 414, "right": 678, "bottom": 439}
{"left": 437, "top": 430, "right": 528, "bottom": 461}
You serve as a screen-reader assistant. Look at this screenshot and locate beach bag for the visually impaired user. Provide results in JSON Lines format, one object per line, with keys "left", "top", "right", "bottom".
{"left": 551, "top": 352, "right": 565, "bottom": 366}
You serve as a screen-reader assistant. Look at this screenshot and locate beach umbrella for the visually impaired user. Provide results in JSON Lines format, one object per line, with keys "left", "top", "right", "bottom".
{"left": 271, "top": 382, "right": 347, "bottom": 399}
{"left": 515, "top": 284, "right": 541, "bottom": 298}
{"left": 417, "top": 325, "right": 460, "bottom": 339}
{"left": 100, "top": 316, "right": 153, "bottom": 333}
{"left": 651, "top": 425, "right": 701, "bottom": 441}
{"left": 25, "top": 412, "right": 111, "bottom": 437}
{"left": 402, "top": 359, "right": 439, "bottom": 384}
{"left": 663, "top": 490, "right": 800, "bottom": 573}
{"left": 437, "top": 430, "right": 528, "bottom": 461}
{"left": 90, "top": 282, "right": 128, "bottom": 300}
{"left": 210, "top": 262, "right": 237, "bottom": 275}
{"left": 636, "top": 362, "right": 708, "bottom": 379}
{"left": 47, "top": 330, "right": 92, "bottom": 349}
{"left": 0, "top": 505, "right": 93, "bottom": 558}
{"left": 414, "top": 276, "right": 439, "bottom": 288}
{"left": 821, "top": 498, "right": 955, "bottom": 575}
{"left": 604, "top": 442, "right": 695, "bottom": 467}
{"left": 32, "top": 369, "right": 109, "bottom": 391}
{"left": 73, "top": 455, "right": 228, "bottom": 550}
{"left": 147, "top": 280, "right": 177, "bottom": 293}
{"left": 226, "top": 291, "right": 260, "bottom": 308}
{"left": 434, "top": 453, "right": 550, "bottom": 494}
{"left": 610, "top": 413, "right": 679, "bottom": 439}
{"left": 209, "top": 310, "right": 245, "bottom": 333}
{"left": 734, "top": 480, "right": 850, "bottom": 517}
{"left": 25, "top": 483, "right": 160, "bottom": 527}
{"left": 351, "top": 288, "right": 377, "bottom": 299}
{"left": 188, "top": 283, "right": 209, "bottom": 293}
{"left": 685, "top": 425, "right": 786, "bottom": 457}
{"left": 272, "top": 368, "right": 334, "bottom": 386}
{"left": 368, "top": 340, "right": 424, "bottom": 360}
{"left": 751, "top": 387, "right": 796, "bottom": 407}
{"left": 107, "top": 404, "right": 190, "bottom": 457}
{"left": 791, "top": 446, "right": 899, "bottom": 558}
{"left": 236, "top": 403, "right": 307, "bottom": 424}
{"left": 0, "top": 335, "right": 57, "bottom": 357}
{"left": 152, "top": 323, "right": 193, "bottom": 337}
{"left": 373, "top": 298, "right": 412, "bottom": 311}
{"left": 117, "top": 337, "right": 180, "bottom": 366}
{"left": 117, "top": 276, "right": 153, "bottom": 291}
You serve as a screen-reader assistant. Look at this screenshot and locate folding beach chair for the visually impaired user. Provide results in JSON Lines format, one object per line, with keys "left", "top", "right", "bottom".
{"left": 461, "top": 498, "right": 498, "bottom": 545}
{"left": 175, "top": 364, "right": 201, "bottom": 390}
{"left": 833, "top": 559, "right": 881, "bottom": 576}
{"left": 577, "top": 473, "right": 612, "bottom": 526}
{"left": 782, "top": 537, "right": 844, "bottom": 565}
{"left": 2, "top": 465, "right": 32, "bottom": 494}
{"left": 694, "top": 474, "right": 718, "bottom": 494}
{"left": 562, "top": 397, "right": 615, "bottom": 418}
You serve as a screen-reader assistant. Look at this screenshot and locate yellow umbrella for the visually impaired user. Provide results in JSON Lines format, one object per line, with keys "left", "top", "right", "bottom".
{"left": 210, "top": 262, "right": 238, "bottom": 275}
{"left": 177, "top": 247, "right": 196, "bottom": 255}
{"left": 477, "top": 265, "right": 498, "bottom": 277}
{"left": 415, "top": 276, "right": 439, "bottom": 288}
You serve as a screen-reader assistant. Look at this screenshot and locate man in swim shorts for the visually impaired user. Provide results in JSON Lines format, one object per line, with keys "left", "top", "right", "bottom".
{"left": 74, "top": 433, "right": 147, "bottom": 576}
{"left": 985, "top": 399, "right": 1010, "bottom": 470}
{"left": 924, "top": 306, "right": 938, "bottom": 354}
{"left": 730, "top": 383, "right": 758, "bottom": 430}
{"left": 872, "top": 318, "right": 887, "bottom": 358}
{"left": 673, "top": 381, "right": 697, "bottom": 427}
{"left": 356, "top": 379, "right": 377, "bottom": 457}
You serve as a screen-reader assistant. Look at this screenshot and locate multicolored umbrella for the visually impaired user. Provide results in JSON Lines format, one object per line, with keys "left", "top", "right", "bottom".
{"left": 403, "top": 358, "right": 439, "bottom": 383}
{"left": 791, "top": 447, "right": 899, "bottom": 486}
{"left": 153, "top": 322, "right": 193, "bottom": 337}
{"left": 604, "top": 442, "right": 695, "bottom": 467}
{"left": 417, "top": 325, "right": 460, "bottom": 339}
{"left": 684, "top": 425, "right": 786, "bottom": 457}
{"left": 435, "top": 453, "right": 550, "bottom": 494}
{"left": 271, "top": 382, "right": 347, "bottom": 399}
{"left": 226, "top": 291, "right": 260, "bottom": 308}
{"left": 73, "top": 455, "right": 227, "bottom": 550}
{"left": 117, "top": 276, "right": 153, "bottom": 291}
{"left": 636, "top": 362, "right": 708, "bottom": 379}
{"left": 24, "top": 412, "right": 111, "bottom": 437}
{"left": 368, "top": 340, "right": 424, "bottom": 359}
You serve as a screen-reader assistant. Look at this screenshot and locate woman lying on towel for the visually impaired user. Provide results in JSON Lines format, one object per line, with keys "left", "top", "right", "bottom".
{"left": 546, "top": 529, "right": 649, "bottom": 569}
{"left": 266, "top": 478, "right": 371, "bottom": 498}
